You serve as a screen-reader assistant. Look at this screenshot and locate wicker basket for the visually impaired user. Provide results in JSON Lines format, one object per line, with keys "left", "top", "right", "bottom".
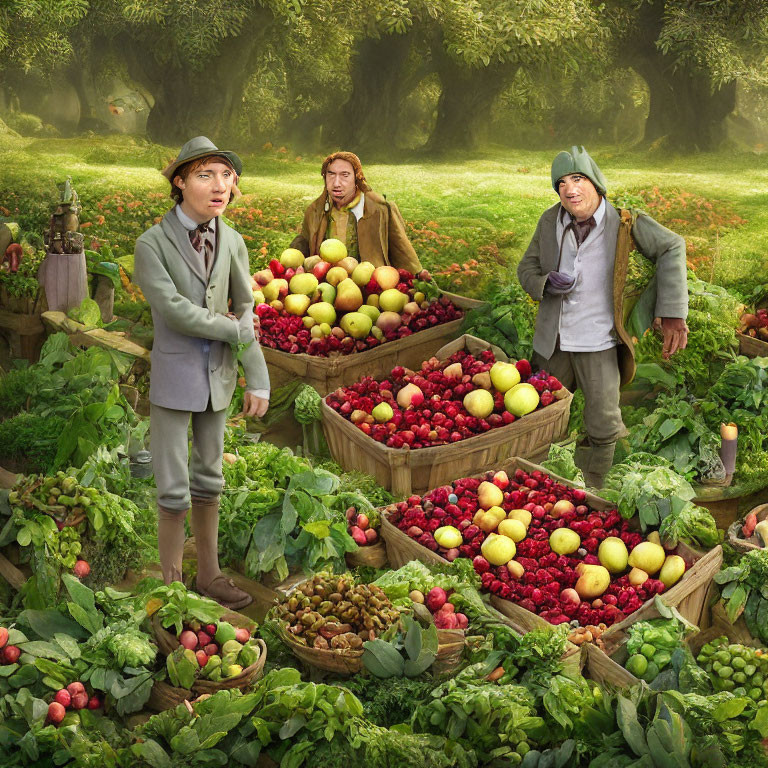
{"left": 150, "top": 612, "right": 266, "bottom": 694}
{"left": 321, "top": 337, "right": 571, "bottom": 497}
{"left": 737, "top": 331, "right": 768, "bottom": 358}
{"left": 345, "top": 540, "right": 388, "bottom": 569}
{"left": 273, "top": 618, "right": 365, "bottom": 675}
{"left": 147, "top": 680, "right": 192, "bottom": 712}
{"left": 381, "top": 456, "right": 722, "bottom": 635}
{"left": 727, "top": 503, "right": 768, "bottom": 554}
{"left": 271, "top": 613, "right": 466, "bottom": 676}
{"left": 433, "top": 628, "right": 465, "bottom": 675}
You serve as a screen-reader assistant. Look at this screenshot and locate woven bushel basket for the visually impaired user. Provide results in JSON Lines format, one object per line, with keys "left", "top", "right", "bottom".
{"left": 150, "top": 612, "right": 267, "bottom": 694}
{"left": 345, "top": 540, "right": 388, "bottom": 569}
{"left": 271, "top": 615, "right": 364, "bottom": 674}
{"left": 270, "top": 612, "right": 465, "bottom": 676}
{"left": 147, "top": 680, "right": 192, "bottom": 712}
{"left": 727, "top": 503, "right": 768, "bottom": 554}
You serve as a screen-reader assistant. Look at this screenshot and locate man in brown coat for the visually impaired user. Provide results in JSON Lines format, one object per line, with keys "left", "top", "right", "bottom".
{"left": 290, "top": 151, "right": 422, "bottom": 273}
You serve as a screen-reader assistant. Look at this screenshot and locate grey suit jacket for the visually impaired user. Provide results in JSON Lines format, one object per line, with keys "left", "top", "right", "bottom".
{"left": 518, "top": 201, "right": 688, "bottom": 384}
{"left": 134, "top": 208, "right": 270, "bottom": 412}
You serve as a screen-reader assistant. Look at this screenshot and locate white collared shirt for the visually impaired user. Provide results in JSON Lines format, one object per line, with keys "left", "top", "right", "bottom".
{"left": 349, "top": 192, "right": 365, "bottom": 221}
{"left": 555, "top": 198, "right": 618, "bottom": 352}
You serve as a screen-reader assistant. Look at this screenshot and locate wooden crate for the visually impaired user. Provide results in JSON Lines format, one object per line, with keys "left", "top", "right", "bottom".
{"left": 738, "top": 331, "right": 768, "bottom": 358}
{"left": 580, "top": 642, "right": 639, "bottom": 688}
{"left": 380, "top": 457, "right": 721, "bottom": 635}
{"left": 261, "top": 292, "right": 479, "bottom": 396}
{"left": 321, "top": 343, "right": 571, "bottom": 498}
{"left": 264, "top": 316, "right": 463, "bottom": 396}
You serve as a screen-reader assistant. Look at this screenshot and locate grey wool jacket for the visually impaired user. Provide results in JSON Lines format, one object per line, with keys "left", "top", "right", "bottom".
{"left": 517, "top": 201, "right": 688, "bottom": 386}
{"left": 134, "top": 209, "right": 270, "bottom": 412}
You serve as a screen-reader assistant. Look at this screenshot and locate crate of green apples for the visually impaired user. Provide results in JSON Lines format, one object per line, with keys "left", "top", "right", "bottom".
{"left": 254, "top": 242, "right": 469, "bottom": 395}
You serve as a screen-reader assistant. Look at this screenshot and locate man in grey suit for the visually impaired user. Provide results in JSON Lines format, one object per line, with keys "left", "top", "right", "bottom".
{"left": 134, "top": 136, "right": 270, "bottom": 609}
{"left": 518, "top": 146, "right": 689, "bottom": 488}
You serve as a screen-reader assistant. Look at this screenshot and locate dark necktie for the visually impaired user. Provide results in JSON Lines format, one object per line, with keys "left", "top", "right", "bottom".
{"left": 572, "top": 215, "right": 596, "bottom": 247}
{"left": 189, "top": 222, "right": 214, "bottom": 272}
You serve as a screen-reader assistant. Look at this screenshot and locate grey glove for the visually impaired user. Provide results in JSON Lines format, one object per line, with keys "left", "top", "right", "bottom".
{"left": 545, "top": 271, "right": 577, "bottom": 295}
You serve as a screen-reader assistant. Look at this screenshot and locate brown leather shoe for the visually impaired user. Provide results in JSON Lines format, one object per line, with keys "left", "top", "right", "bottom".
{"left": 197, "top": 574, "right": 252, "bottom": 611}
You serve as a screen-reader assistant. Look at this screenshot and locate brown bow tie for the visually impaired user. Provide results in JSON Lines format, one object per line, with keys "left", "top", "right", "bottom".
{"left": 189, "top": 222, "right": 214, "bottom": 271}
{"left": 570, "top": 216, "right": 596, "bottom": 246}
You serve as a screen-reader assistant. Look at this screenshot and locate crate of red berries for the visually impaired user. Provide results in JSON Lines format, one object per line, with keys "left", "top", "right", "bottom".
{"left": 321, "top": 335, "right": 572, "bottom": 497}
{"left": 255, "top": 247, "right": 470, "bottom": 395}
{"left": 380, "top": 457, "right": 722, "bottom": 638}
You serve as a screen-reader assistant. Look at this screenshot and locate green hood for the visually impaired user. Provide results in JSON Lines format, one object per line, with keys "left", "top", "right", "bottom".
{"left": 551, "top": 146, "right": 607, "bottom": 196}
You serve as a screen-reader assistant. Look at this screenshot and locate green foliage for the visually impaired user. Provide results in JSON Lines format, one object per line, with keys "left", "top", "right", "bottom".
{"left": 460, "top": 281, "right": 537, "bottom": 360}
{"left": 602, "top": 453, "right": 696, "bottom": 529}
{"left": 635, "top": 274, "right": 741, "bottom": 397}
{"left": 412, "top": 663, "right": 542, "bottom": 763}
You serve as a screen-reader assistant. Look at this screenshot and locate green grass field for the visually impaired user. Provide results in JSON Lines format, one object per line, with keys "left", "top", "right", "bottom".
{"left": 2, "top": 134, "right": 767, "bottom": 298}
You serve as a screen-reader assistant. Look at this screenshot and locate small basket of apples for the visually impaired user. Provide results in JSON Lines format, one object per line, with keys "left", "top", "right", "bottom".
{"left": 345, "top": 505, "right": 387, "bottom": 568}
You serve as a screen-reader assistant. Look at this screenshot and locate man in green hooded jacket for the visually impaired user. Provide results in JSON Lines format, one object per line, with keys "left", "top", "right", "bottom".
{"left": 517, "top": 146, "right": 689, "bottom": 487}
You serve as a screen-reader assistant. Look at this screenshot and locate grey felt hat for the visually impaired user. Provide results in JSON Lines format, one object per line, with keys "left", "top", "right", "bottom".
{"left": 161, "top": 136, "right": 243, "bottom": 180}
{"left": 551, "top": 146, "right": 607, "bottom": 196}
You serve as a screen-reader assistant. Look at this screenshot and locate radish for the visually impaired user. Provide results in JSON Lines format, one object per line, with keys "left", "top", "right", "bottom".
{"left": 87, "top": 695, "right": 101, "bottom": 710}
{"left": 205, "top": 624, "right": 217, "bottom": 637}
{"left": 71, "top": 692, "right": 89, "bottom": 710}
{"left": 67, "top": 681, "right": 85, "bottom": 697}
{"left": 73, "top": 560, "right": 91, "bottom": 579}
{"left": 179, "top": 630, "right": 198, "bottom": 650}
{"left": 48, "top": 702, "right": 66, "bottom": 724}
{"left": 197, "top": 631, "right": 212, "bottom": 648}
{"left": 204, "top": 643, "right": 219, "bottom": 656}
{"left": 235, "top": 627, "right": 250, "bottom": 644}
{"left": 54, "top": 689, "right": 71, "bottom": 708}
{"left": 0, "top": 627, "right": 7, "bottom": 649}
{"left": 356, "top": 514, "right": 369, "bottom": 531}
{"left": 455, "top": 613, "right": 469, "bottom": 629}
{"left": 364, "top": 528, "right": 378, "bottom": 544}
{"left": 3, "top": 645, "right": 20, "bottom": 664}
{"left": 196, "top": 651, "right": 209, "bottom": 666}
{"left": 426, "top": 587, "right": 447, "bottom": 613}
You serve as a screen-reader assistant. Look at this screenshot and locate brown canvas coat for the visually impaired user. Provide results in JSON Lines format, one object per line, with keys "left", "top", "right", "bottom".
{"left": 290, "top": 190, "right": 421, "bottom": 273}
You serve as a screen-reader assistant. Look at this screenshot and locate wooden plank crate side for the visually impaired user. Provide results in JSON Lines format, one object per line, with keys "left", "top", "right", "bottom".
{"left": 264, "top": 315, "right": 464, "bottom": 395}
{"left": 322, "top": 385, "right": 571, "bottom": 497}
{"left": 380, "top": 456, "right": 720, "bottom": 638}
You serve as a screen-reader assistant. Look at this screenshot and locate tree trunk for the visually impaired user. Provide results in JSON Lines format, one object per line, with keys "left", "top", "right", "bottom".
{"left": 325, "top": 32, "right": 424, "bottom": 155}
{"left": 427, "top": 42, "right": 514, "bottom": 152}
{"left": 621, "top": 0, "right": 736, "bottom": 151}
{"left": 119, "top": 28, "right": 263, "bottom": 145}
{"left": 635, "top": 60, "right": 736, "bottom": 150}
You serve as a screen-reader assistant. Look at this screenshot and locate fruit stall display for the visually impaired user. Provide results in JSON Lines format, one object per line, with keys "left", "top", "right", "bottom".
{"left": 252, "top": 242, "right": 468, "bottom": 394}
{"left": 738, "top": 307, "right": 768, "bottom": 356}
{"left": 381, "top": 458, "right": 723, "bottom": 635}
{"left": 321, "top": 339, "right": 572, "bottom": 495}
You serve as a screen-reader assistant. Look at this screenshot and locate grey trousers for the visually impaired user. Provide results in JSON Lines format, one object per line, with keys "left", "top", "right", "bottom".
{"left": 533, "top": 341, "right": 625, "bottom": 483}
{"left": 150, "top": 402, "right": 227, "bottom": 511}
